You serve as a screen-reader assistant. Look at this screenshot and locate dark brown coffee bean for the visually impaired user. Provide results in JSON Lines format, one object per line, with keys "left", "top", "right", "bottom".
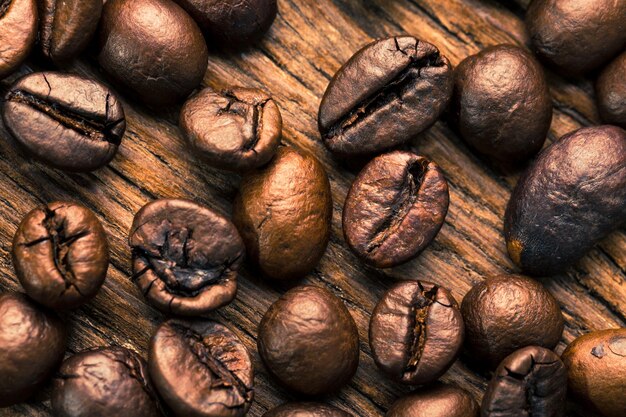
{"left": 258, "top": 285, "right": 360, "bottom": 396}
{"left": 451, "top": 44, "right": 552, "bottom": 162}
{"left": 526, "top": 0, "right": 626, "bottom": 75}
{"left": 233, "top": 146, "right": 332, "bottom": 281}
{"left": 319, "top": 36, "right": 453, "bottom": 156}
{"left": 98, "top": 0, "right": 208, "bottom": 106}
{"left": 504, "top": 126, "right": 626, "bottom": 276}
{"left": 461, "top": 275, "right": 564, "bottom": 369}
{"left": 386, "top": 383, "right": 479, "bottom": 417}
{"left": 343, "top": 151, "right": 449, "bottom": 268}
{"left": 482, "top": 346, "right": 567, "bottom": 417}
{"left": 597, "top": 51, "right": 626, "bottom": 129}
{"left": 149, "top": 319, "right": 254, "bottom": 417}
{"left": 2, "top": 71, "right": 126, "bottom": 171}
{"left": 264, "top": 403, "right": 355, "bottom": 417}
{"left": 12, "top": 201, "right": 110, "bottom": 310}
{"left": 180, "top": 88, "right": 282, "bottom": 171}
{"left": 0, "top": 0, "right": 37, "bottom": 79}
{"left": 130, "top": 198, "right": 243, "bottom": 317}
{"left": 52, "top": 346, "right": 162, "bottom": 417}
{"left": 370, "top": 280, "right": 463, "bottom": 385}
{"left": 562, "top": 329, "right": 626, "bottom": 417}
{"left": 0, "top": 292, "right": 66, "bottom": 407}
{"left": 39, "top": 0, "right": 102, "bottom": 64}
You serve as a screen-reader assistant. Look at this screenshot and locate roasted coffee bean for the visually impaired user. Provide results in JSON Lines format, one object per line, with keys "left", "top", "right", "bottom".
{"left": 482, "top": 346, "right": 567, "bottom": 417}
{"left": 451, "top": 44, "right": 552, "bottom": 162}
{"left": 370, "top": 281, "right": 463, "bottom": 385}
{"left": 98, "top": 0, "right": 208, "bottom": 106}
{"left": 461, "top": 275, "right": 564, "bottom": 369}
{"left": 233, "top": 146, "right": 332, "bottom": 281}
{"left": 0, "top": 292, "right": 66, "bottom": 407}
{"left": 12, "top": 201, "right": 110, "bottom": 310}
{"left": 386, "top": 383, "right": 479, "bottom": 417}
{"left": 258, "top": 285, "right": 360, "bottom": 395}
{"left": 52, "top": 346, "right": 162, "bottom": 417}
{"left": 39, "top": 0, "right": 102, "bottom": 64}
{"left": 130, "top": 199, "right": 243, "bottom": 317}
{"left": 2, "top": 72, "right": 126, "bottom": 171}
{"left": 0, "top": 0, "right": 37, "bottom": 79}
{"left": 149, "top": 319, "right": 254, "bottom": 417}
{"left": 526, "top": 0, "right": 626, "bottom": 75}
{"left": 561, "top": 328, "right": 626, "bottom": 417}
{"left": 597, "top": 51, "right": 626, "bottom": 129}
{"left": 180, "top": 88, "right": 282, "bottom": 171}
{"left": 173, "top": 0, "right": 277, "bottom": 45}
{"left": 343, "top": 151, "right": 449, "bottom": 268}
{"left": 264, "top": 402, "right": 355, "bottom": 417}
{"left": 504, "top": 126, "right": 626, "bottom": 276}
{"left": 319, "top": 36, "right": 453, "bottom": 156}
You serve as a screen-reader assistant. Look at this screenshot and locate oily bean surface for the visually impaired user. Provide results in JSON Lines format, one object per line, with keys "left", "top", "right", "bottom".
{"left": 386, "top": 383, "right": 479, "bottom": 417}
{"left": 263, "top": 402, "right": 355, "bottom": 417}
{"left": 129, "top": 198, "right": 243, "bottom": 317}
{"left": 504, "top": 125, "right": 626, "bottom": 276}
{"left": 12, "top": 201, "right": 110, "bottom": 310}
{"left": 0, "top": 0, "right": 37, "bottom": 79}
{"left": 596, "top": 51, "right": 626, "bottom": 128}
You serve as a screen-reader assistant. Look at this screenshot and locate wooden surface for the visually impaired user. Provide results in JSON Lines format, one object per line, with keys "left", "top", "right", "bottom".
{"left": 1, "top": 0, "right": 624, "bottom": 416}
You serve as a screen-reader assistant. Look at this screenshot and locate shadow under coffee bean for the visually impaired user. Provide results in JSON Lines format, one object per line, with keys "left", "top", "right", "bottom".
{"left": 0, "top": 0, "right": 37, "bottom": 79}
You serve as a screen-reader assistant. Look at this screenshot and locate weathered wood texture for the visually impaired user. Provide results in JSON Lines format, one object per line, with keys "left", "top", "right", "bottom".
{"left": 0, "top": 0, "right": 624, "bottom": 416}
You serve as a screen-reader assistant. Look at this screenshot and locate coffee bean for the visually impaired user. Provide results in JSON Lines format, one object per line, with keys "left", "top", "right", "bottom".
{"left": 52, "top": 346, "right": 162, "bottom": 417}
{"left": 451, "top": 44, "right": 552, "bottom": 162}
{"left": 526, "top": 0, "right": 626, "bottom": 75}
{"left": 39, "top": 0, "right": 103, "bottom": 64}
{"left": 0, "top": 0, "right": 37, "bottom": 79}
{"left": 561, "top": 329, "right": 626, "bottom": 417}
{"left": 2, "top": 71, "right": 126, "bottom": 171}
{"left": 343, "top": 151, "right": 449, "bottom": 268}
{"left": 264, "top": 403, "right": 355, "bottom": 417}
{"left": 130, "top": 198, "right": 243, "bottom": 317}
{"left": 180, "top": 88, "right": 282, "bottom": 171}
{"left": 149, "top": 319, "right": 254, "bottom": 417}
{"left": 98, "top": 0, "right": 208, "bottom": 106}
{"left": 386, "top": 383, "right": 479, "bottom": 417}
{"left": 504, "top": 126, "right": 626, "bottom": 276}
{"left": 0, "top": 292, "right": 66, "bottom": 407}
{"left": 233, "top": 146, "right": 332, "bottom": 281}
{"left": 369, "top": 280, "right": 463, "bottom": 385}
{"left": 12, "top": 201, "right": 110, "bottom": 310}
{"left": 482, "top": 346, "right": 567, "bottom": 417}
{"left": 318, "top": 36, "right": 452, "bottom": 156}
{"left": 597, "top": 51, "right": 626, "bottom": 129}
{"left": 461, "top": 275, "right": 564, "bottom": 369}
{"left": 258, "top": 285, "right": 359, "bottom": 396}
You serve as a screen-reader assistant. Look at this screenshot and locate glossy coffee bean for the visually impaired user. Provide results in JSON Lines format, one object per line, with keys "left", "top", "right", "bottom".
{"left": 180, "top": 88, "right": 282, "bottom": 171}
{"left": 264, "top": 403, "right": 355, "bottom": 417}
{"left": 461, "top": 275, "right": 564, "bottom": 369}
{"left": 451, "top": 44, "right": 551, "bottom": 162}
{"left": 39, "top": 0, "right": 102, "bottom": 64}
{"left": 343, "top": 151, "right": 449, "bottom": 268}
{"left": 130, "top": 199, "right": 243, "bottom": 317}
{"left": 369, "top": 280, "right": 463, "bottom": 385}
{"left": 526, "top": 0, "right": 626, "bottom": 75}
{"left": 12, "top": 202, "right": 110, "bottom": 310}
{"left": 386, "top": 383, "right": 479, "bottom": 417}
{"left": 482, "top": 346, "right": 567, "bottom": 417}
{"left": 2, "top": 72, "right": 125, "bottom": 171}
{"left": 319, "top": 36, "right": 453, "bottom": 156}
{"left": 233, "top": 146, "right": 332, "bottom": 281}
{"left": 173, "top": 0, "right": 277, "bottom": 45}
{"left": 258, "top": 285, "right": 360, "bottom": 395}
{"left": 597, "top": 51, "right": 626, "bottom": 128}
{"left": 149, "top": 319, "right": 254, "bottom": 417}
{"left": 98, "top": 0, "right": 208, "bottom": 106}
{"left": 561, "top": 328, "right": 626, "bottom": 417}
{"left": 0, "top": 0, "right": 37, "bottom": 79}
{"left": 52, "top": 346, "right": 162, "bottom": 417}
{"left": 505, "top": 126, "right": 626, "bottom": 276}
{"left": 0, "top": 292, "right": 66, "bottom": 407}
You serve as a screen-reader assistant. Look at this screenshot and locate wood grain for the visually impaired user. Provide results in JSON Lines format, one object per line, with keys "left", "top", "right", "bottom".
{"left": 0, "top": 0, "right": 624, "bottom": 416}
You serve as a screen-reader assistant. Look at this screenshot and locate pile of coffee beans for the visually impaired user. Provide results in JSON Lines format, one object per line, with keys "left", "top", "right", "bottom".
{"left": 0, "top": 0, "right": 625, "bottom": 416}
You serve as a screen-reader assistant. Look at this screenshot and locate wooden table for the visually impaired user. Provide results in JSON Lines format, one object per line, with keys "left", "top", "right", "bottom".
{"left": 1, "top": 0, "right": 624, "bottom": 416}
